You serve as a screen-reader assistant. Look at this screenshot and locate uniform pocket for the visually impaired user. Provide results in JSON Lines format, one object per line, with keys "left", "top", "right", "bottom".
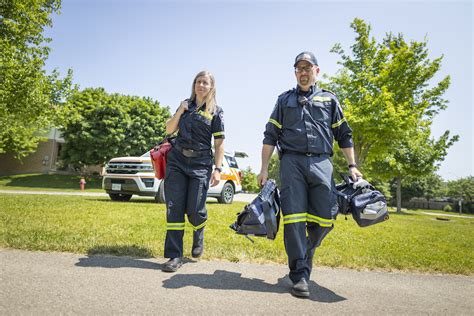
{"left": 282, "top": 107, "right": 303, "bottom": 128}
{"left": 310, "top": 102, "right": 331, "bottom": 123}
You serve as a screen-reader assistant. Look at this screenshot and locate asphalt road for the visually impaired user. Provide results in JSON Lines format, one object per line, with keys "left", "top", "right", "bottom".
{"left": 1, "top": 249, "right": 473, "bottom": 315}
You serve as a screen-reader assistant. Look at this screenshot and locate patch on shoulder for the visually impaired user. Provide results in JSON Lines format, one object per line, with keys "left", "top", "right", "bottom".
{"left": 218, "top": 110, "right": 224, "bottom": 124}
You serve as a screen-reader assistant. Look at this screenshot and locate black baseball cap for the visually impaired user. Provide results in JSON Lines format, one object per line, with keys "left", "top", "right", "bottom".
{"left": 293, "top": 51, "right": 318, "bottom": 67}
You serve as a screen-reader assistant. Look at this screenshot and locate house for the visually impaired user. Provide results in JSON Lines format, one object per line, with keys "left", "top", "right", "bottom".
{"left": 0, "top": 128, "right": 64, "bottom": 175}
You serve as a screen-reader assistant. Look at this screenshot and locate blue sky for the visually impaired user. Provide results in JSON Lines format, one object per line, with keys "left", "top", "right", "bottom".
{"left": 45, "top": 0, "right": 473, "bottom": 180}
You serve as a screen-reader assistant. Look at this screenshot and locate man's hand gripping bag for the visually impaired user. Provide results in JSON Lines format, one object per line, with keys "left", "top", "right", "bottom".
{"left": 335, "top": 174, "right": 389, "bottom": 227}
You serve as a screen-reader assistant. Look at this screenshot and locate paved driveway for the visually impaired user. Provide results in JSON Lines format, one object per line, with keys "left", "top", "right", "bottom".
{"left": 1, "top": 249, "right": 473, "bottom": 315}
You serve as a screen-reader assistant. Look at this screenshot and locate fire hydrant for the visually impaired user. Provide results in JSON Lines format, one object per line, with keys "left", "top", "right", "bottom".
{"left": 79, "top": 177, "right": 86, "bottom": 191}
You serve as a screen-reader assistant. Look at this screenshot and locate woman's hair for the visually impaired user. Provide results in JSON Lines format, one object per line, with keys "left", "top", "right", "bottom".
{"left": 189, "top": 70, "right": 217, "bottom": 115}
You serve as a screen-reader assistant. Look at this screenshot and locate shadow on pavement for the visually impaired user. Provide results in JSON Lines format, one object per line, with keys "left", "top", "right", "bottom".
{"left": 86, "top": 245, "right": 155, "bottom": 257}
{"left": 162, "top": 270, "right": 346, "bottom": 303}
{"left": 75, "top": 249, "right": 201, "bottom": 270}
{"left": 76, "top": 245, "right": 163, "bottom": 269}
{"left": 76, "top": 255, "right": 163, "bottom": 270}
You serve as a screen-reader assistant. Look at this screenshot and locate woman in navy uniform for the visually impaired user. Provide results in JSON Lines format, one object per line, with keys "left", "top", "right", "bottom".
{"left": 162, "top": 71, "right": 225, "bottom": 272}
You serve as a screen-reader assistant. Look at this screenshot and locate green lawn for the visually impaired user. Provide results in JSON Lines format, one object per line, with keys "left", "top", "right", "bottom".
{"left": 1, "top": 193, "right": 473, "bottom": 275}
{"left": 0, "top": 173, "right": 103, "bottom": 192}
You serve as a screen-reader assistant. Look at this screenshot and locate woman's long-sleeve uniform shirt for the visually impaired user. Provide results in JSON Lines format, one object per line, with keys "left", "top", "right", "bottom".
{"left": 263, "top": 86, "right": 353, "bottom": 155}
{"left": 175, "top": 100, "right": 225, "bottom": 151}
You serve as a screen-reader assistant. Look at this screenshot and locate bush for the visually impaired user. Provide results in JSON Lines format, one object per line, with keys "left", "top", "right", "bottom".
{"left": 241, "top": 167, "right": 259, "bottom": 193}
{"left": 443, "top": 204, "right": 453, "bottom": 212}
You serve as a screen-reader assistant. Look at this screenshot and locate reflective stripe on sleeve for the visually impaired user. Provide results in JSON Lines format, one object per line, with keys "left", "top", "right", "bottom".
{"left": 213, "top": 131, "right": 224, "bottom": 137}
{"left": 269, "top": 118, "right": 282, "bottom": 129}
{"left": 331, "top": 118, "right": 347, "bottom": 128}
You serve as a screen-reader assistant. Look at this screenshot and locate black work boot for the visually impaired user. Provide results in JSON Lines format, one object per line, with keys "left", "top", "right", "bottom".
{"left": 291, "top": 278, "right": 310, "bottom": 298}
{"left": 192, "top": 228, "right": 204, "bottom": 258}
{"left": 162, "top": 257, "right": 183, "bottom": 273}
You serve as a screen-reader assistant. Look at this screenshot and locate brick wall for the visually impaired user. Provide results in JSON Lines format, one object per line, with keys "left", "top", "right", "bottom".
{"left": 0, "top": 140, "right": 58, "bottom": 175}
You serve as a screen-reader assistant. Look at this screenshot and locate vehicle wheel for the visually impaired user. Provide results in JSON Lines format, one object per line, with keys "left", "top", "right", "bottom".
{"left": 109, "top": 193, "right": 132, "bottom": 201}
{"left": 217, "top": 182, "right": 234, "bottom": 204}
{"left": 155, "top": 180, "right": 166, "bottom": 204}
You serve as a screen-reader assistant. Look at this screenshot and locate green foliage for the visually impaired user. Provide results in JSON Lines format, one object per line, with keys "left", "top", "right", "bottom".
{"left": 443, "top": 204, "right": 453, "bottom": 212}
{"left": 325, "top": 18, "right": 458, "bottom": 212}
{"left": 60, "top": 88, "right": 170, "bottom": 167}
{"left": 267, "top": 154, "right": 280, "bottom": 187}
{"left": 0, "top": 0, "right": 73, "bottom": 158}
{"left": 390, "top": 172, "right": 444, "bottom": 202}
{"left": 2, "top": 193, "right": 474, "bottom": 274}
{"left": 447, "top": 176, "right": 474, "bottom": 202}
{"left": 326, "top": 18, "right": 458, "bottom": 178}
{"left": 241, "top": 166, "right": 259, "bottom": 193}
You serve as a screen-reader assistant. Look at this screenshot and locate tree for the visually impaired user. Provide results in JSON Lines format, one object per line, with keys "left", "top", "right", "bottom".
{"left": 0, "top": 0, "right": 73, "bottom": 158}
{"left": 60, "top": 88, "right": 170, "bottom": 168}
{"left": 390, "top": 172, "right": 444, "bottom": 205}
{"left": 447, "top": 176, "right": 474, "bottom": 203}
{"left": 380, "top": 128, "right": 457, "bottom": 211}
{"left": 267, "top": 154, "right": 280, "bottom": 187}
{"left": 326, "top": 18, "right": 458, "bottom": 212}
{"left": 241, "top": 166, "right": 259, "bottom": 193}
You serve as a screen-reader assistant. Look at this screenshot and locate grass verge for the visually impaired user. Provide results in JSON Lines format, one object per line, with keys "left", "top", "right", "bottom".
{"left": 0, "top": 173, "right": 103, "bottom": 192}
{"left": 1, "top": 193, "right": 473, "bottom": 274}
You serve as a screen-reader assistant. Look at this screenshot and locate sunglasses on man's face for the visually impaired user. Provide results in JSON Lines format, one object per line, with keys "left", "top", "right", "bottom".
{"left": 295, "top": 66, "right": 314, "bottom": 73}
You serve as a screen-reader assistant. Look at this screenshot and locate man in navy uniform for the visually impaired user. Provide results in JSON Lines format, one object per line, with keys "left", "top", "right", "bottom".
{"left": 257, "top": 51, "right": 362, "bottom": 298}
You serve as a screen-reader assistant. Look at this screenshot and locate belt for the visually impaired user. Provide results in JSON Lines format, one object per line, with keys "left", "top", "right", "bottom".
{"left": 174, "top": 143, "right": 211, "bottom": 158}
{"left": 283, "top": 150, "right": 324, "bottom": 157}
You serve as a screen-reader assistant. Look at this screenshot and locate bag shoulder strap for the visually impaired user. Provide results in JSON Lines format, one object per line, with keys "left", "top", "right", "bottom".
{"left": 261, "top": 200, "right": 277, "bottom": 240}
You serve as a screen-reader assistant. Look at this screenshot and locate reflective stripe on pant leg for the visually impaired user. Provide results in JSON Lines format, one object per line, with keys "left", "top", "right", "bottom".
{"left": 306, "top": 213, "right": 333, "bottom": 227}
{"left": 307, "top": 155, "right": 335, "bottom": 223}
{"left": 283, "top": 213, "right": 307, "bottom": 225}
{"left": 305, "top": 156, "right": 335, "bottom": 276}
{"left": 280, "top": 154, "right": 310, "bottom": 283}
{"left": 186, "top": 166, "right": 211, "bottom": 231}
{"left": 164, "top": 153, "right": 188, "bottom": 259}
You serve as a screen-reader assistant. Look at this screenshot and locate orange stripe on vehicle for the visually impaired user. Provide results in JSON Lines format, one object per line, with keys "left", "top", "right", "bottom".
{"left": 230, "top": 168, "right": 241, "bottom": 185}
{"left": 220, "top": 174, "right": 233, "bottom": 181}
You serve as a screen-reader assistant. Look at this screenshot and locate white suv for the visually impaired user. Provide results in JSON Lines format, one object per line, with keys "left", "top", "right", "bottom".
{"left": 102, "top": 150, "right": 246, "bottom": 204}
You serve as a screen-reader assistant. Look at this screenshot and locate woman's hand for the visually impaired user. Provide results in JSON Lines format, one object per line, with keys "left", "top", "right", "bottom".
{"left": 210, "top": 170, "right": 221, "bottom": 187}
{"left": 177, "top": 100, "right": 189, "bottom": 115}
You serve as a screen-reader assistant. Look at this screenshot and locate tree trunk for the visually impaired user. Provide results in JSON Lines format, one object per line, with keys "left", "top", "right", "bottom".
{"left": 396, "top": 176, "right": 402, "bottom": 213}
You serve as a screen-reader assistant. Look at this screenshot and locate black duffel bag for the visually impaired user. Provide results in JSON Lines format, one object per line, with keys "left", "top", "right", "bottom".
{"left": 335, "top": 174, "right": 389, "bottom": 227}
{"left": 229, "top": 179, "right": 281, "bottom": 241}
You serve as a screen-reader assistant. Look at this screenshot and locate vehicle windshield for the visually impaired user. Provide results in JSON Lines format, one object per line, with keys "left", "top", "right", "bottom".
{"left": 225, "top": 155, "right": 239, "bottom": 168}
{"left": 141, "top": 152, "right": 150, "bottom": 158}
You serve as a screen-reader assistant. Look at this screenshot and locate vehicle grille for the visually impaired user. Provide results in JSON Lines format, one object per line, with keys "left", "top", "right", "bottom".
{"left": 105, "top": 162, "right": 153, "bottom": 174}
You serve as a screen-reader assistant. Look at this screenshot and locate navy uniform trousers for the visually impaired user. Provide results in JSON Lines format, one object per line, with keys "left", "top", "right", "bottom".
{"left": 164, "top": 147, "right": 212, "bottom": 258}
{"left": 279, "top": 153, "right": 336, "bottom": 283}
